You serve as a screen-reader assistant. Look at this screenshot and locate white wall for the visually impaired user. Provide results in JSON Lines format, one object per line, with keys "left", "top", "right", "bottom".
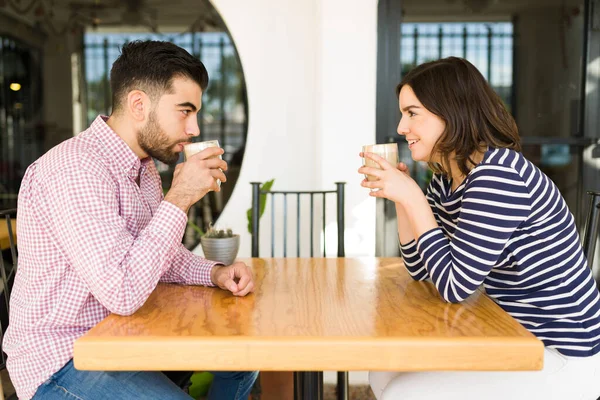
{"left": 204, "top": 0, "right": 379, "bottom": 257}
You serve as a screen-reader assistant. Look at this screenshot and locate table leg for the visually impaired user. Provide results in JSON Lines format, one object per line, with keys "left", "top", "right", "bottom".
{"left": 294, "top": 372, "right": 304, "bottom": 400}
{"left": 299, "top": 371, "right": 323, "bottom": 400}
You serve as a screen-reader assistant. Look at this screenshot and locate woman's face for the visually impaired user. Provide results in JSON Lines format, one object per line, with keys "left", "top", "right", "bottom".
{"left": 397, "top": 85, "right": 446, "bottom": 163}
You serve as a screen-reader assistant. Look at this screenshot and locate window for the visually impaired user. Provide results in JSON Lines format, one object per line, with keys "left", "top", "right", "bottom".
{"left": 83, "top": 32, "right": 247, "bottom": 247}
{"left": 401, "top": 22, "right": 514, "bottom": 111}
{"left": 0, "top": 36, "right": 43, "bottom": 209}
{"left": 399, "top": 22, "right": 514, "bottom": 189}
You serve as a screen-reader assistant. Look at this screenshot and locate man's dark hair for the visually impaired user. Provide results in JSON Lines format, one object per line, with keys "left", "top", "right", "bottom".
{"left": 110, "top": 40, "right": 209, "bottom": 114}
{"left": 396, "top": 57, "right": 520, "bottom": 178}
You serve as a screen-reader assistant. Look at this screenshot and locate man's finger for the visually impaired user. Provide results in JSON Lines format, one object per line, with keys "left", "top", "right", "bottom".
{"left": 235, "top": 271, "right": 252, "bottom": 293}
{"left": 210, "top": 169, "right": 227, "bottom": 183}
{"left": 222, "top": 278, "right": 238, "bottom": 293}
{"left": 193, "top": 146, "right": 224, "bottom": 160}
{"left": 204, "top": 158, "right": 228, "bottom": 171}
{"left": 233, "top": 281, "right": 254, "bottom": 297}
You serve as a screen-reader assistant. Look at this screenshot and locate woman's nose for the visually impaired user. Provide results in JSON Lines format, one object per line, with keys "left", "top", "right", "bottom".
{"left": 397, "top": 120, "right": 409, "bottom": 136}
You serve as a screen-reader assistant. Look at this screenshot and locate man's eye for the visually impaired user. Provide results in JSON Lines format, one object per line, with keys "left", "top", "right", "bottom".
{"left": 181, "top": 110, "right": 190, "bottom": 116}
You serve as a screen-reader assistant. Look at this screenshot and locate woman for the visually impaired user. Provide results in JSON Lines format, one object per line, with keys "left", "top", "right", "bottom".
{"left": 359, "top": 57, "right": 600, "bottom": 400}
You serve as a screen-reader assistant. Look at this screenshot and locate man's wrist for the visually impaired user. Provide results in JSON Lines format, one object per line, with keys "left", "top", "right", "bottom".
{"left": 164, "top": 191, "right": 192, "bottom": 213}
{"left": 210, "top": 264, "right": 224, "bottom": 285}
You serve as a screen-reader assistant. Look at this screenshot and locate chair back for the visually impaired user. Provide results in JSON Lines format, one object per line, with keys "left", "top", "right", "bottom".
{"left": 249, "top": 184, "right": 348, "bottom": 400}
{"left": 250, "top": 183, "right": 345, "bottom": 258}
{"left": 582, "top": 192, "right": 600, "bottom": 271}
{"left": 0, "top": 208, "right": 17, "bottom": 370}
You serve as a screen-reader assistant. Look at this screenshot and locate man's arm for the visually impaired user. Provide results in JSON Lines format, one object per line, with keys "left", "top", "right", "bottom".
{"left": 160, "top": 244, "right": 217, "bottom": 286}
{"left": 41, "top": 162, "right": 187, "bottom": 316}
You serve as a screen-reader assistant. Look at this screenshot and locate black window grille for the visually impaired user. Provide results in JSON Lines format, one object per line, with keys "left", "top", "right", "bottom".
{"left": 83, "top": 32, "right": 248, "bottom": 248}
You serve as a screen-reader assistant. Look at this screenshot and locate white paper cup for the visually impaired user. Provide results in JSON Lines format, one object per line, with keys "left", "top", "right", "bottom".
{"left": 183, "top": 140, "right": 221, "bottom": 160}
{"left": 183, "top": 140, "right": 222, "bottom": 187}
{"left": 362, "top": 143, "right": 399, "bottom": 181}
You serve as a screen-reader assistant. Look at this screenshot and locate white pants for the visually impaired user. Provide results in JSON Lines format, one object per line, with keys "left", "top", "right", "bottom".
{"left": 369, "top": 348, "right": 600, "bottom": 400}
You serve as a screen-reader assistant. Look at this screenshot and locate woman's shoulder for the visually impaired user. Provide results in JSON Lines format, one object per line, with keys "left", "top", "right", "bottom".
{"left": 476, "top": 147, "right": 534, "bottom": 178}
{"left": 480, "top": 147, "right": 525, "bottom": 167}
{"left": 465, "top": 147, "right": 536, "bottom": 188}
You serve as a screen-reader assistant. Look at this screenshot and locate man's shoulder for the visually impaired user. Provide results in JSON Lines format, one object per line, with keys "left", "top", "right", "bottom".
{"left": 36, "top": 128, "right": 112, "bottom": 180}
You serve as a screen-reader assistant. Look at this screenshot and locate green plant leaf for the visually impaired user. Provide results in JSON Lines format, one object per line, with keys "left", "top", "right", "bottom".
{"left": 187, "top": 220, "right": 205, "bottom": 238}
{"left": 247, "top": 179, "right": 275, "bottom": 233}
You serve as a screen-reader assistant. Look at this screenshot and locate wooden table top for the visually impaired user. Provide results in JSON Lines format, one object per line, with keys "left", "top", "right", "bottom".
{"left": 74, "top": 258, "right": 543, "bottom": 372}
{"left": 0, "top": 218, "right": 16, "bottom": 251}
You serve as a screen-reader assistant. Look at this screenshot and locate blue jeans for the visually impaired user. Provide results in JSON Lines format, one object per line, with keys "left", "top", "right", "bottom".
{"left": 32, "top": 359, "right": 258, "bottom": 400}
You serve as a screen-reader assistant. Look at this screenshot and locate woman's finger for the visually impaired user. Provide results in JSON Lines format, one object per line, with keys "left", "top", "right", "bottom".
{"left": 369, "top": 188, "right": 386, "bottom": 198}
{"left": 361, "top": 179, "right": 383, "bottom": 189}
{"left": 358, "top": 166, "right": 384, "bottom": 178}
{"left": 363, "top": 152, "right": 393, "bottom": 170}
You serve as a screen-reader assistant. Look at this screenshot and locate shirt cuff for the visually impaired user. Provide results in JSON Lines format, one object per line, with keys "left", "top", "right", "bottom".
{"left": 188, "top": 258, "right": 221, "bottom": 287}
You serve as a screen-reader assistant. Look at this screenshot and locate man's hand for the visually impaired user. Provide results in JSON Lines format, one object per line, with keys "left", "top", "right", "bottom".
{"left": 210, "top": 262, "right": 255, "bottom": 296}
{"left": 165, "top": 147, "right": 228, "bottom": 213}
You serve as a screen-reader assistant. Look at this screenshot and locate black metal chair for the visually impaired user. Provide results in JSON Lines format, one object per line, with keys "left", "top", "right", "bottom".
{"left": 0, "top": 209, "right": 18, "bottom": 400}
{"left": 582, "top": 191, "right": 600, "bottom": 269}
{"left": 250, "top": 182, "right": 347, "bottom": 400}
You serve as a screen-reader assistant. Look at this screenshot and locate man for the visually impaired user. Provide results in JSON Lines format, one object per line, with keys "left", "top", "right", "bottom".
{"left": 4, "top": 40, "right": 257, "bottom": 399}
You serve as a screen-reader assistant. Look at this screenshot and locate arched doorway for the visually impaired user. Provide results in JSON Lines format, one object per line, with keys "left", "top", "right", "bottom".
{"left": 80, "top": 1, "right": 248, "bottom": 247}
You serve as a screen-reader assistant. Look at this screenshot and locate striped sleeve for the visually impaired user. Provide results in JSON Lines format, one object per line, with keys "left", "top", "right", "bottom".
{"left": 416, "top": 165, "right": 532, "bottom": 303}
{"left": 399, "top": 181, "right": 441, "bottom": 281}
{"left": 400, "top": 240, "right": 429, "bottom": 280}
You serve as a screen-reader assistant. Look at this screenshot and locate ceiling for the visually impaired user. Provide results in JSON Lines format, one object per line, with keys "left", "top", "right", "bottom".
{"left": 0, "top": 0, "right": 226, "bottom": 35}
{"left": 0, "top": 0, "right": 585, "bottom": 36}
{"left": 402, "top": 0, "right": 584, "bottom": 19}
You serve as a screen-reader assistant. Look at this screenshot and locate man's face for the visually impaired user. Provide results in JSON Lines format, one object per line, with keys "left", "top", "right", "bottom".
{"left": 138, "top": 77, "right": 202, "bottom": 165}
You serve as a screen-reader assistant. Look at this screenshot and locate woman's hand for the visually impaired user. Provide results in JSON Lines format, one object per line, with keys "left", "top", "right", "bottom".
{"left": 358, "top": 152, "right": 423, "bottom": 206}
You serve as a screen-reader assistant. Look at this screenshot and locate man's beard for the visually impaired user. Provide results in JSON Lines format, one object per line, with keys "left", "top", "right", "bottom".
{"left": 138, "top": 111, "right": 181, "bottom": 165}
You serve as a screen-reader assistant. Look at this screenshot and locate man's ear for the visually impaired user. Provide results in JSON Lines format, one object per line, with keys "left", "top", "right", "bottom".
{"left": 126, "top": 90, "right": 150, "bottom": 121}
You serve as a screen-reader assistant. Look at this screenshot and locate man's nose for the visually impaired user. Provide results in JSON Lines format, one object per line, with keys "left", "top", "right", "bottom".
{"left": 187, "top": 118, "right": 200, "bottom": 137}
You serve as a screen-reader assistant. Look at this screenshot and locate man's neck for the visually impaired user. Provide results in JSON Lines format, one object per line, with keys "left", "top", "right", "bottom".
{"left": 105, "top": 115, "right": 146, "bottom": 159}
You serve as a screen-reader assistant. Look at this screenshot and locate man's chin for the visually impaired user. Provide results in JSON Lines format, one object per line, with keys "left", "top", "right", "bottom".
{"left": 150, "top": 152, "right": 180, "bottom": 165}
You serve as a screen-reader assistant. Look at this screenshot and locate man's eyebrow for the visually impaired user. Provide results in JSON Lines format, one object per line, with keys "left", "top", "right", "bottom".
{"left": 176, "top": 102, "right": 198, "bottom": 111}
{"left": 401, "top": 105, "right": 421, "bottom": 112}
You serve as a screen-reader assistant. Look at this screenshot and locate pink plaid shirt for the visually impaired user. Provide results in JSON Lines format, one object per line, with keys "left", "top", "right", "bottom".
{"left": 4, "top": 116, "right": 217, "bottom": 399}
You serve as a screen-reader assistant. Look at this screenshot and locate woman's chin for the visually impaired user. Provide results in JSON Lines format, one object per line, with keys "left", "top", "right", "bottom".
{"left": 410, "top": 153, "right": 424, "bottom": 162}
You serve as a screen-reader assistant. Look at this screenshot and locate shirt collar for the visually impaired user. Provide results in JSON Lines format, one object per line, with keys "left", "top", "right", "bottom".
{"left": 91, "top": 115, "right": 153, "bottom": 179}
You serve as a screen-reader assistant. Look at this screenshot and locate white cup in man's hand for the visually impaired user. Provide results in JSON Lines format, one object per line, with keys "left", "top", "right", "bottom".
{"left": 183, "top": 140, "right": 223, "bottom": 187}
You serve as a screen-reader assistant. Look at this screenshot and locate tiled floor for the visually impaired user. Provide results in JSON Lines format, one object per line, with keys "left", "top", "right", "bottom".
{"left": 323, "top": 384, "right": 376, "bottom": 400}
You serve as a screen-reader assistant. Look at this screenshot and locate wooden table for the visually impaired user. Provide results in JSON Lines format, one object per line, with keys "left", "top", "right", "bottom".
{"left": 74, "top": 258, "right": 544, "bottom": 399}
{"left": 0, "top": 218, "right": 16, "bottom": 251}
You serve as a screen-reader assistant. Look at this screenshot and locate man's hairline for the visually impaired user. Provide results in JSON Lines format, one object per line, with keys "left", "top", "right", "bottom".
{"left": 112, "top": 74, "right": 203, "bottom": 113}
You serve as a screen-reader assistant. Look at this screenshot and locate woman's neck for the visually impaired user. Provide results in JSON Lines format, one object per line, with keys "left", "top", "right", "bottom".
{"left": 448, "top": 149, "right": 487, "bottom": 191}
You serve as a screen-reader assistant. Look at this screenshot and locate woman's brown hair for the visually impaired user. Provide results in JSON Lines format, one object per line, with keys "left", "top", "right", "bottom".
{"left": 396, "top": 57, "right": 520, "bottom": 178}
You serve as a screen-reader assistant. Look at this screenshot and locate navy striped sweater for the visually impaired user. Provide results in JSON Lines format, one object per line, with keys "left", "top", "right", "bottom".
{"left": 401, "top": 147, "right": 600, "bottom": 357}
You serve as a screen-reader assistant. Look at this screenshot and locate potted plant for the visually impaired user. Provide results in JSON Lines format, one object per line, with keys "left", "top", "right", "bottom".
{"left": 200, "top": 225, "right": 240, "bottom": 266}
